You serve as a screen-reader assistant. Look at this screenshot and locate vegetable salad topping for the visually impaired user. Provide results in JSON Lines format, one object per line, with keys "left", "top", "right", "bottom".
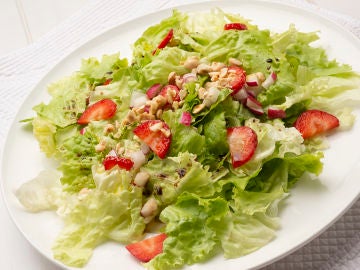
{"left": 15, "top": 8, "right": 360, "bottom": 270}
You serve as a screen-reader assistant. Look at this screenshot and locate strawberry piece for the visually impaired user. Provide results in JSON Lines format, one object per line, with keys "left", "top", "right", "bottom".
{"left": 224, "top": 23, "right": 248, "bottom": 31}
{"left": 227, "top": 126, "right": 258, "bottom": 168}
{"left": 294, "top": 109, "right": 339, "bottom": 139}
{"left": 133, "top": 120, "right": 171, "bottom": 159}
{"left": 152, "top": 29, "right": 174, "bottom": 55}
{"left": 227, "top": 66, "right": 246, "bottom": 95}
{"left": 146, "top": 84, "right": 162, "bottom": 99}
{"left": 160, "top": 85, "right": 180, "bottom": 103}
{"left": 77, "top": 99, "right": 117, "bottom": 125}
{"left": 126, "top": 233, "right": 167, "bottom": 262}
{"left": 103, "top": 156, "right": 134, "bottom": 171}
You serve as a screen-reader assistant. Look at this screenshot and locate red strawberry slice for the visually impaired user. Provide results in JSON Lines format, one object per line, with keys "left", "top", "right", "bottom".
{"left": 224, "top": 23, "right": 248, "bottom": 31}
{"left": 294, "top": 109, "right": 339, "bottom": 139}
{"left": 227, "top": 126, "right": 258, "bottom": 168}
{"left": 227, "top": 66, "right": 246, "bottom": 95}
{"left": 160, "top": 85, "right": 180, "bottom": 103}
{"left": 152, "top": 29, "right": 174, "bottom": 55}
{"left": 103, "top": 156, "right": 134, "bottom": 171}
{"left": 133, "top": 120, "right": 171, "bottom": 159}
{"left": 126, "top": 233, "right": 167, "bottom": 262}
{"left": 77, "top": 99, "right": 117, "bottom": 125}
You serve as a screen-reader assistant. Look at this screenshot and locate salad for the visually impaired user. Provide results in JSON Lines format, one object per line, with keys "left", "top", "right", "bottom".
{"left": 15, "top": 8, "right": 360, "bottom": 270}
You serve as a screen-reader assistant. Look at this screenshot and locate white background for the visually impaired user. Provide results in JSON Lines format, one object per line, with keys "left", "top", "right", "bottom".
{"left": 0, "top": 1, "right": 359, "bottom": 270}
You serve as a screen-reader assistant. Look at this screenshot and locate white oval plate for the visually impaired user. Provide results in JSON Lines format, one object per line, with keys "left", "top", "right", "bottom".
{"left": 1, "top": 1, "right": 360, "bottom": 269}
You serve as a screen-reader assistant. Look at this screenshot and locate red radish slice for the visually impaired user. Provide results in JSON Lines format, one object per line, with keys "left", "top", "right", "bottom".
{"left": 267, "top": 106, "right": 286, "bottom": 119}
{"left": 246, "top": 96, "right": 264, "bottom": 115}
{"left": 79, "top": 127, "right": 86, "bottom": 135}
{"left": 179, "top": 111, "right": 192, "bottom": 126}
{"left": 245, "top": 73, "right": 260, "bottom": 87}
{"left": 262, "top": 71, "right": 277, "bottom": 89}
{"left": 232, "top": 87, "right": 248, "bottom": 102}
{"left": 146, "top": 84, "right": 162, "bottom": 99}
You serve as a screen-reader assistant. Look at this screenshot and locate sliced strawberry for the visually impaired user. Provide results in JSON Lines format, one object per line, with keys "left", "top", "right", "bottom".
{"left": 224, "top": 23, "right": 248, "bottom": 31}
{"left": 146, "top": 84, "right": 163, "bottom": 99}
{"left": 227, "top": 126, "right": 258, "bottom": 168}
{"left": 160, "top": 85, "right": 180, "bottom": 103}
{"left": 77, "top": 99, "right": 117, "bottom": 125}
{"left": 245, "top": 96, "right": 264, "bottom": 116}
{"left": 133, "top": 120, "right": 171, "bottom": 159}
{"left": 103, "top": 156, "right": 134, "bottom": 171}
{"left": 227, "top": 66, "right": 246, "bottom": 95}
{"left": 294, "top": 109, "right": 339, "bottom": 139}
{"left": 152, "top": 29, "right": 174, "bottom": 55}
{"left": 126, "top": 233, "right": 167, "bottom": 262}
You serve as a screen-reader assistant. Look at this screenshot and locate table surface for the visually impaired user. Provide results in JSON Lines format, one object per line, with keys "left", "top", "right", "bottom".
{"left": 0, "top": 1, "right": 359, "bottom": 270}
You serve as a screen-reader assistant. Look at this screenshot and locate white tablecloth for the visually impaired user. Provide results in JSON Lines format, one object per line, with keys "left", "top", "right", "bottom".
{"left": 1, "top": 0, "right": 359, "bottom": 269}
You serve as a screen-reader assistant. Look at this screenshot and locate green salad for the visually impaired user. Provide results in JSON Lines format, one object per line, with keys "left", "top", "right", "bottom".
{"left": 16, "top": 8, "right": 360, "bottom": 270}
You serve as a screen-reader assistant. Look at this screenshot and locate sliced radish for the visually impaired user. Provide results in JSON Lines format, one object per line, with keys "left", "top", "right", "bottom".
{"left": 267, "top": 106, "right": 286, "bottom": 119}
{"left": 80, "top": 127, "right": 87, "bottom": 135}
{"left": 246, "top": 96, "right": 264, "bottom": 115}
{"left": 140, "top": 142, "right": 150, "bottom": 155}
{"left": 179, "top": 111, "right": 192, "bottom": 126}
{"left": 246, "top": 73, "right": 260, "bottom": 87}
{"left": 182, "top": 73, "right": 197, "bottom": 83}
{"left": 146, "top": 84, "right": 162, "bottom": 99}
{"left": 232, "top": 87, "right": 248, "bottom": 102}
{"left": 262, "top": 71, "right": 277, "bottom": 89}
{"left": 130, "top": 91, "right": 149, "bottom": 108}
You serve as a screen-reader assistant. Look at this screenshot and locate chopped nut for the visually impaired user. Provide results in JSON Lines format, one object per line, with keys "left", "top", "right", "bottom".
{"left": 141, "top": 197, "right": 158, "bottom": 217}
{"left": 103, "top": 124, "right": 115, "bottom": 134}
{"left": 211, "top": 62, "right": 226, "bottom": 72}
{"left": 183, "top": 56, "right": 200, "bottom": 70}
{"left": 228, "top": 57, "right": 242, "bottom": 66}
{"left": 122, "top": 109, "right": 138, "bottom": 125}
{"left": 156, "top": 109, "right": 163, "bottom": 119}
{"left": 196, "top": 63, "right": 212, "bottom": 74}
{"left": 209, "top": 71, "right": 220, "bottom": 82}
{"left": 219, "top": 67, "right": 228, "bottom": 78}
{"left": 133, "top": 105, "right": 146, "bottom": 115}
{"left": 160, "top": 128, "right": 171, "bottom": 138}
{"left": 134, "top": 172, "right": 150, "bottom": 187}
{"left": 139, "top": 113, "right": 155, "bottom": 121}
{"left": 192, "top": 103, "right": 206, "bottom": 114}
{"left": 198, "top": 87, "right": 207, "bottom": 99}
{"left": 168, "top": 71, "right": 176, "bottom": 85}
{"left": 95, "top": 140, "right": 106, "bottom": 152}
{"left": 115, "top": 144, "right": 125, "bottom": 155}
{"left": 179, "top": 89, "right": 187, "bottom": 100}
{"left": 172, "top": 101, "right": 179, "bottom": 110}
{"left": 175, "top": 76, "right": 183, "bottom": 89}
{"left": 149, "top": 122, "right": 163, "bottom": 132}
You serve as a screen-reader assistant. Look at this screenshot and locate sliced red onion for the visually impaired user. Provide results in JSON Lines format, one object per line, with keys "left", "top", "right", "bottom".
{"left": 129, "top": 150, "right": 146, "bottom": 169}
{"left": 262, "top": 71, "right": 277, "bottom": 89}
{"left": 203, "top": 87, "right": 220, "bottom": 107}
{"left": 246, "top": 96, "right": 264, "bottom": 115}
{"left": 267, "top": 106, "right": 286, "bottom": 119}
{"left": 130, "top": 91, "right": 149, "bottom": 108}
{"left": 146, "top": 84, "right": 162, "bottom": 99}
{"left": 179, "top": 111, "right": 192, "bottom": 126}
{"left": 182, "top": 73, "right": 197, "bottom": 83}
{"left": 232, "top": 87, "right": 248, "bottom": 102}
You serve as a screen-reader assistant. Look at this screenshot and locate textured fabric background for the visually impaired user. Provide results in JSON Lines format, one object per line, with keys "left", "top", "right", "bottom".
{"left": 0, "top": 0, "right": 359, "bottom": 269}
